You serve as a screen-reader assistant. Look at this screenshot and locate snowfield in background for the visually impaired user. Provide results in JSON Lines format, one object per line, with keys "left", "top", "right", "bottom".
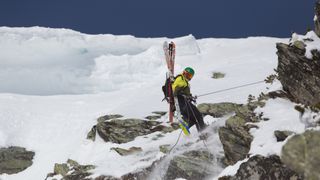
{"left": 0, "top": 27, "right": 303, "bottom": 180}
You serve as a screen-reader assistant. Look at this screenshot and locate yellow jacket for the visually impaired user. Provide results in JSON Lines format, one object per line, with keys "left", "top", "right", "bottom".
{"left": 172, "top": 74, "right": 191, "bottom": 96}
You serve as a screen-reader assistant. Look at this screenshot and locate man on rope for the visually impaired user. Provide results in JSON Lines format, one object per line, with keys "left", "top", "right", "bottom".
{"left": 172, "top": 67, "right": 206, "bottom": 132}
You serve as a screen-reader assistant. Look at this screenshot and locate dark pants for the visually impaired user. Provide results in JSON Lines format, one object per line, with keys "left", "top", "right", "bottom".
{"left": 177, "top": 95, "right": 206, "bottom": 132}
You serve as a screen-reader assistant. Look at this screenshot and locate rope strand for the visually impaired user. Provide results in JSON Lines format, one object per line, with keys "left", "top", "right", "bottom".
{"left": 197, "top": 80, "right": 265, "bottom": 98}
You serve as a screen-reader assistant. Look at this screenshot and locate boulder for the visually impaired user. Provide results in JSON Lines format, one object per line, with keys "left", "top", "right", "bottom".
{"left": 164, "top": 150, "right": 215, "bottom": 180}
{"left": 0, "top": 146, "right": 35, "bottom": 175}
{"left": 277, "top": 42, "right": 320, "bottom": 106}
{"left": 281, "top": 130, "right": 320, "bottom": 179}
{"left": 96, "top": 118, "right": 163, "bottom": 144}
{"left": 197, "top": 102, "right": 242, "bottom": 118}
{"left": 220, "top": 155, "right": 302, "bottom": 180}
{"left": 274, "top": 130, "right": 294, "bottom": 142}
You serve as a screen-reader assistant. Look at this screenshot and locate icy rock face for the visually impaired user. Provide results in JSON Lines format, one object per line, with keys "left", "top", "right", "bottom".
{"left": 281, "top": 130, "right": 320, "bottom": 180}
{"left": 220, "top": 155, "right": 302, "bottom": 180}
{"left": 0, "top": 146, "right": 35, "bottom": 175}
{"left": 315, "top": 1, "right": 320, "bottom": 37}
{"left": 164, "top": 150, "right": 216, "bottom": 180}
{"left": 276, "top": 42, "right": 320, "bottom": 106}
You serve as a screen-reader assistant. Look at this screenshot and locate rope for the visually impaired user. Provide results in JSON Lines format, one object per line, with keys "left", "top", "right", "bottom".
{"left": 197, "top": 80, "right": 265, "bottom": 98}
{"left": 168, "top": 129, "right": 183, "bottom": 154}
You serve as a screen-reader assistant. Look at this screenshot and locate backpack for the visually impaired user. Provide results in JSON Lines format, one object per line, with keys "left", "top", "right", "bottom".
{"left": 162, "top": 74, "right": 182, "bottom": 102}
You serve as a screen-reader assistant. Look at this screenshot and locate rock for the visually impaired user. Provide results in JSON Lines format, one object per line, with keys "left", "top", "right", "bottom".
{"left": 219, "top": 126, "right": 252, "bottom": 165}
{"left": 86, "top": 125, "right": 97, "bottom": 141}
{"left": 197, "top": 102, "right": 242, "bottom": 118}
{"left": 293, "top": 40, "right": 306, "bottom": 50}
{"left": 97, "top": 114, "right": 123, "bottom": 123}
{"left": 96, "top": 118, "right": 162, "bottom": 144}
{"left": 165, "top": 150, "right": 215, "bottom": 180}
{"left": 145, "top": 115, "right": 161, "bottom": 121}
{"left": 47, "top": 159, "right": 95, "bottom": 180}
{"left": 0, "top": 146, "right": 35, "bottom": 175}
{"left": 315, "top": 1, "right": 320, "bottom": 37}
{"left": 152, "top": 111, "right": 167, "bottom": 116}
{"left": 54, "top": 163, "right": 69, "bottom": 176}
{"left": 159, "top": 144, "right": 171, "bottom": 154}
{"left": 274, "top": 130, "right": 294, "bottom": 142}
{"left": 111, "top": 147, "right": 142, "bottom": 156}
{"left": 281, "top": 130, "right": 320, "bottom": 179}
{"left": 222, "top": 155, "right": 302, "bottom": 180}
{"left": 277, "top": 42, "right": 320, "bottom": 106}
{"left": 212, "top": 72, "right": 226, "bottom": 79}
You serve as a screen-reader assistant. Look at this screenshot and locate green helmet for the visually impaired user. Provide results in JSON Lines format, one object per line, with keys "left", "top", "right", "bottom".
{"left": 184, "top": 67, "right": 195, "bottom": 76}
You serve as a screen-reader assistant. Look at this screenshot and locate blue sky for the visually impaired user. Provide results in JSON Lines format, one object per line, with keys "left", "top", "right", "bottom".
{"left": 0, "top": 0, "right": 316, "bottom": 38}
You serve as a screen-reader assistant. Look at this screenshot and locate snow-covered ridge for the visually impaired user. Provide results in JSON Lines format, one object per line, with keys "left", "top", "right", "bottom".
{"left": 0, "top": 26, "right": 289, "bottom": 180}
{"left": 0, "top": 27, "right": 200, "bottom": 95}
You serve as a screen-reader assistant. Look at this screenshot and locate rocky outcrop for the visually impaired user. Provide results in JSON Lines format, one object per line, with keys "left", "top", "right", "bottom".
{"left": 277, "top": 42, "right": 320, "bottom": 106}
{"left": 46, "top": 159, "right": 95, "bottom": 180}
{"left": 218, "top": 94, "right": 270, "bottom": 165}
{"left": 0, "top": 146, "right": 35, "bottom": 175}
{"left": 145, "top": 111, "right": 167, "bottom": 121}
{"left": 97, "top": 119, "right": 161, "bottom": 144}
{"left": 219, "top": 115, "right": 253, "bottom": 165}
{"left": 220, "top": 155, "right": 302, "bottom": 180}
{"left": 197, "top": 102, "right": 243, "bottom": 118}
{"left": 88, "top": 115, "right": 179, "bottom": 144}
{"left": 164, "top": 150, "right": 216, "bottom": 180}
{"left": 315, "top": 1, "right": 320, "bottom": 37}
{"left": 281, "top": 130, "right": 320, "bottom": 179}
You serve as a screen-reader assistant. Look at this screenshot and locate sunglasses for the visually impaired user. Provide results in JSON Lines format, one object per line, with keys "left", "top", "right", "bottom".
{"left": 184, "top": 71, "right": 193, "bottom": 80}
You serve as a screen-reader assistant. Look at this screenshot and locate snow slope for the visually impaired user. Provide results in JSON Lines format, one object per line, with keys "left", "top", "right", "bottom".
{"left": 0, "top": 27, "right": 297, "bottom": 179}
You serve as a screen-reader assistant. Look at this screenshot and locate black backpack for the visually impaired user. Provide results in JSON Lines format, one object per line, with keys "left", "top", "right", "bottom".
{"left": 162, "top": 74, "right": 182, "bottom": 102}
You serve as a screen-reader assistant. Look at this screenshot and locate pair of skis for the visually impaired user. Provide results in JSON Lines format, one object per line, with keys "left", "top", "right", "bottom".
{"left": 163, "top": 41, "right": 190, "bottom": 136}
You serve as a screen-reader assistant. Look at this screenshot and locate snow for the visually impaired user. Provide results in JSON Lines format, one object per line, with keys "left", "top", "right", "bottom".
{"left": 0, "top": 26, "right": 301, "bottom": 179}
{"left": 290, "top": 31, "right": 320, "bottom": 59}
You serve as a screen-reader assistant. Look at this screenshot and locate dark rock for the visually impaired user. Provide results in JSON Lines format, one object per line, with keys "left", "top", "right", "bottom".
{"left": 145, "top": 115, "right": 161, "bottom": 121}
{"left": 281, "top": 130, "right": 320, "bottom": 179}
{"left": 212, "top": 72, "right": 226, "bottom": 79}
{"left": 224, "top": 155, "right": 302, "bottom": 180}
{"left": 0, "top": 146, "right": 35, "bottom": 175}
{"left": 277, "top": 42, "right": 320, "bottom": 106}
{"left": 97, "top": 114, "right": 123, "bottom": 123}
{"left": 197, "top": 102, "right": 242, "bottom": 118}
{"left": 87, "top": 125, "right": 97, "bottom": 141}
{"left": 96, "top": 119, "right": 162, "bottom": 144}
{"left": 46, "top": 159, "right": 95, "bottom": 180}
{"left": 164, "top": 150, "right": 215, "bottom": 180}
{"left": 152, "top": 111, "right": 167, "bottom": 116}
{"left": 219, "top": 126, "right": 252, "bottom": 165}
{"left": 111, "top": 147, "right": 142, "bottom": 156}
{"left": 315, "top": 1, "right": 320, "bottom": 37}
{"left": 274, "top": 130, "right": 294, "bottom": 142}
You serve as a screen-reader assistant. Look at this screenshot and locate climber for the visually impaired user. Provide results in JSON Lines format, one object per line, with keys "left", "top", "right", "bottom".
{"left": 172, "top": 67, "right": 206, "bottom": 132}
